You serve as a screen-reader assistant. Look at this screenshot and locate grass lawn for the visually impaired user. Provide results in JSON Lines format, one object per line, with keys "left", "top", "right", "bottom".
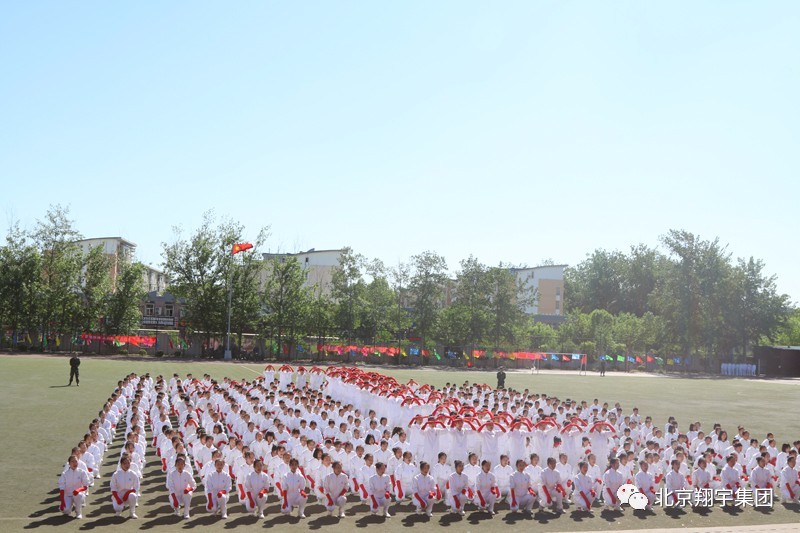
{"left": 1, "top": 354, "right": 798, "bottom": 533}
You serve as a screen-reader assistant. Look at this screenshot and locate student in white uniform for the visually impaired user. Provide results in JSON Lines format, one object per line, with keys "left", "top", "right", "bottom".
{"left": 411, "top": 462, "right": 437, "bottom": 516}
{"left": 244, "top": 459, "right": 273, "bottom": 518}
{"left": 475, "top": 460, "right": 499, "bottom": 515}
{"left": 204, "top": 459, "right": 232, "bottom": 519}
{"left": 280, "top": 458, "right": 308, "bottom": 518}
{"left": 368, "top": 462, "right": 393, "bottom": 517}
{"left": 572, "top": 461, "right": 595, "bottom": 513}
{"left": 110, "top": 457, "right": 140, "bottom": 519}
{"left": 509, "top": 459, "right": 537, "bottom": 513}
{"left": 58, "top": 456, "right": 92, "bottom": 519}
{"left": 322, "top": 461, "right": 350, "bottom": 518}
{"left": 447, "top": 460, "right": 471, "bottom": 515}
{"left": 540, "top": 457, "right": 565, "bottom": 513}
{"left": 166, "top": 457, "right": 196, "bottom": 519}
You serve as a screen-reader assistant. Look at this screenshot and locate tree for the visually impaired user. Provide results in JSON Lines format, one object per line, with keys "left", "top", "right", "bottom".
{"left": 162, "top": 212, "right": 265, "bottom": 355}
{"left": 33, "top": 205, "right": 83, "bottom": 349}
{"left": 728, "top": 257, "right": 790, "bottom": 356}
{"left": 486, "top": 264, "right": 530, "bottom": 349}
{"left": 564, "top": 249, "right": 626, "bottom": 314}
{"left": 361, "top": 259, "right": 397, "bottom": 342}
{"left": 262, "top": 255, "right": 310, "bottom": 359}
{"left": 229, "top": 228, "right": 269, "bottom": 351}
{"left": 330, "top": 247, "right": 365, "bottom": 345}
{"left": 0, "top": 223, "right": 42, "bottom": 347}
{"left": 104, "top": 259, "right": 146, "bottom": 335}
{"left": 306, "top": 285, "right": 335, "bottom": 358}
{"left": 451, "top": 256, "right": 491, "bottom": 359}
{"left": 76, "top": 245, "right": 112, "bottom": 334}
{"left": 409, "top": 251, "right": 448, "bottom": 351}
{"left": 771, "top": 308, "right": 800, "bottom": 346}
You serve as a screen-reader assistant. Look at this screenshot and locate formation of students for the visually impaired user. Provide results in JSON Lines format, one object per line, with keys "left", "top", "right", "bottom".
{"left": 56, "top": 365, "right": 800, "bottom": 521}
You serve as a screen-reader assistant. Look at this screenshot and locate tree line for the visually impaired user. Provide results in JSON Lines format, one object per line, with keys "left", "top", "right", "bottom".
{"left": 2, "top": 207, "right": 796, "bottom": 365}
{"left": 0, "top": 206, "right": 146, "bottom": 349}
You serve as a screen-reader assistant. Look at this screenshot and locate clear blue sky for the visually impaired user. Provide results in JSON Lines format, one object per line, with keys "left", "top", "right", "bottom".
{"left": 1, "top": 2, "right": 798, "bottom": 302}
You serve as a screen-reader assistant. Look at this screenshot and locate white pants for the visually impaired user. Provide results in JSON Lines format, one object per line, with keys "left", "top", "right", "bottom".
{"left": 540, "top": 487, "right": 563, "bottom": 510}
{"left": 475, "top": 491, "right": 497, "bottom": 511}
{"left": 170, "top": 492, "right": 192, "bottom": 516}
{"left": 370, "top": 495, "right": 391, "bottom": 514}
{"left": 206, "top": 492, "right": 228, "bottom": 515}
{"left": 62, "top": 492, "right": 86, "bottom": 516}
{"left": 572, "top": 490, "right": 594, "bottom": 511}
{"left": 112, "top": 492, "right": 138, "bottom": 515}
{"left": 244, "top": 492, "right": 269, "bottom": 514}
{"left": 781, "top": 486, "right": 799, "bottom": 503}
{"left": 413, "top": 494, "right": 434, "bottom": 513}
{"left": 510, "top": 492, "right": 535, "bottom": 512}
{"left": 324, "top": 495, "right": 346, "bottom": 512}
{"left": 281, "top": 493, "right": 306, "bottom": 514}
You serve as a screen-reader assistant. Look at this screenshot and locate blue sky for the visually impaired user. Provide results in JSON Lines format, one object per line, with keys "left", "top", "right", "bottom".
{"left": 1, "top": 2, "right": 798, "bottom": 302}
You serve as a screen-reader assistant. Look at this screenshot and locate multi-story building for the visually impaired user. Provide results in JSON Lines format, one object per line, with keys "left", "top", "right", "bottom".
{"left": 75, "top": 236, "right": 167, "bottom": 293}
{"left": 260, "top": 248, "right": 344, "bottom": 296}
{"left": 510, "top": 264, "right": 566, "bottom": 317}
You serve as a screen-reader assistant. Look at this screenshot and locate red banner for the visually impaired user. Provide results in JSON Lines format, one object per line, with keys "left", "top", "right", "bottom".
{"left": 81, "top": 333, "right": 156, "bottom": 347}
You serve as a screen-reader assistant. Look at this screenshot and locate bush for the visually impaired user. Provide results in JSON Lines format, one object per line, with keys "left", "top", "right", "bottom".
{"left": 118, "top": 348, "right": 129, "bottom": 355}
{"left": 173, "top": 350, "right": 183, "bottom": 357}
{"left": 16, "top": 344, "right": 28, "bottom": 352}
{"left": 155, "top": 350, "right": 164, "bottom": 357}
{"left": 138, "top": 349, "right": 147, "bottom": 356}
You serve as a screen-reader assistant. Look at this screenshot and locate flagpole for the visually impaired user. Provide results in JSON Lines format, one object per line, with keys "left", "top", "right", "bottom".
{"left": 224, "top": 251, "right": 234, "bottom": 361}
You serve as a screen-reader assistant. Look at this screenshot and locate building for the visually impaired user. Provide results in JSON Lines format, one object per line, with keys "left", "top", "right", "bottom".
{"left": 510, "top": 264, "right": 566, "bottom": 317}
{"left": 75, "top": 236, "right": 167, "bottom": 294}
{"left": 261, "top": 248, "right": 344, "bottom": 296}
{"left": 140, "top": 291, "right": 183, "bottom": 330}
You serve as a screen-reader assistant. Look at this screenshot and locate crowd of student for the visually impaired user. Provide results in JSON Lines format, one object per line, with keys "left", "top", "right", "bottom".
{"left": 56, "top": 365, "right": 800, "bottom": 522}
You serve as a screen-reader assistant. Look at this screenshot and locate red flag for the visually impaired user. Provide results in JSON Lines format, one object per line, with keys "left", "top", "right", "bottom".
{"left": 562, "top": 355, "right": 570, "bottom": 361}
{"left": 635, "top": 356, "right": 643, "bottom": 363}
{"left": 232, "top": 242, "right": 253, "bottom": 255}
{"left": 646, "top": 356, "right": 655, "bottom": 363}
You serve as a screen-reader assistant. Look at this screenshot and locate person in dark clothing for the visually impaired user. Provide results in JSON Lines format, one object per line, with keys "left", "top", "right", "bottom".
{"left": 69, "top": 355, "right": 80, "bottom": 386}
{"left": 496, "top": 368, "right": 506, "bottom": 389}
{"left": 599, "top": 358, "right": 606, "bottom": 377}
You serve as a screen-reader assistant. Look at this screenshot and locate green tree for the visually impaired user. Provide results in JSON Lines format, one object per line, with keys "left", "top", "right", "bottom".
{"left": 33, "top": 205, "right": 83, "bottom": 349}
{"left": 162, "top": 212, "right": 261, "bottom": 355}
{"left": 76, "top": 245, "right": 112, "bottom": 334}
{"left": 104, "top": 259, "right": 146, "bottom": 335}
{"left": 262, "top": 254, "right": 310, "bottom": 359}
{"left": 361, "top": 259, "right": 397, "bottom": 342}
{"left": 330, "top": 247, "right": 365, "bottom": 345}
{"left": 409, "top": 251, "right": 448, "bottom": 350}
{"left": 0, "top": 223, "right": 42, "bottom": 347}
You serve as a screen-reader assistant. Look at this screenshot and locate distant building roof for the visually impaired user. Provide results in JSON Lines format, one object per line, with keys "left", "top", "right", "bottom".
{"left": 75, "top": 237, "right": 138, "bottom": 248}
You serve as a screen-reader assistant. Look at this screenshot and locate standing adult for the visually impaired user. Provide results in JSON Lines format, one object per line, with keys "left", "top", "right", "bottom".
{"left": 496, "top": 368, "right": 506, "bottom": 389}
{"left": 599, "top": 358, "right": 606, "bottom": 377}
{"left": 69, "top": 354, "right": 81, "bottom": 386}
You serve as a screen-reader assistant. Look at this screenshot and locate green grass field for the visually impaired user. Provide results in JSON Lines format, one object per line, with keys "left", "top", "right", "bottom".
{"left": 1, "top": 354, "right": 798, "bottom": 533}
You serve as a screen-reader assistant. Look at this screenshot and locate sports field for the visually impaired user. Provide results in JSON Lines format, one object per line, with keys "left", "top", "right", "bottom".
{"left": 1, "top": 354, "right": 798, "bottom": 533}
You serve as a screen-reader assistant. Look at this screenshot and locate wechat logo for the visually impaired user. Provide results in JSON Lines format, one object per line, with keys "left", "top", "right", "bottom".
{"left": 617, "top": 484, "right": 648, "bottom": 510}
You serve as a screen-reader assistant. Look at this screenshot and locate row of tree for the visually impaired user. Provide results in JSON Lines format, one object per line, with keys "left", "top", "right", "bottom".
{"left": 565, "top": 230, "right": 792, "bottom": 360}
{"left": 0, "top": 206, "right": 146, "bottom": 349}
{"left": 3, "top": 207, "right": 795, "bottom": 364}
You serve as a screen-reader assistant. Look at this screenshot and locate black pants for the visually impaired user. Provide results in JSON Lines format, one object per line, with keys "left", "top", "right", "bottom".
{"left": 69, "top": 367, "right": 79, "bottom": 385}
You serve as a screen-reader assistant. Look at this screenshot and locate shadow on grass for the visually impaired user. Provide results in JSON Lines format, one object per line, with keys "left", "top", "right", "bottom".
{"left": 780, "top": 502, "right": 800, "bottom": 513}
{"left": 140, "top": 514, "right": 184, "bottom": 530}
{"left": 306, "top": 514, "right": 340, "bottom": 530}
{"left": 439, "top": 512, "right": 464, "bottom": 526}
{"left": 503, "top": 509, "right": 535, "bottom": 524}
{"left": 78, "top": 515, "right": 129, "bottom": 530}
{"left": 401, "top": 511, "right": 433, "bottom": 526}
{"left": 23, "top": 514, "right": 75, "bottom": 528}
{"left": 599, "top": 508, "right": 624, "bottom": 522}
{"left": 353, "top": 513, "right": 387, "bottom": 527}
{"left": 222, "top": 514, "right": 260, "bottom": 529}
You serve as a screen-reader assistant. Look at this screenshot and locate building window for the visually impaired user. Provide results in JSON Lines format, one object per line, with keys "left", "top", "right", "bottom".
{"left": 556, "top": 287, "right": 561, "bottom": 297}
{"left": 165, "top": 304, "right": 174, "bottom": 317}
{"left": 155, "top": 306, "right": 163, "bottom": 316}
{"left": 145, "top": 303, "right": 154, "bottom": 316}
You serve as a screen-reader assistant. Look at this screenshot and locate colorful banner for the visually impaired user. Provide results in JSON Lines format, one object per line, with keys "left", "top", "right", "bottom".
{"left": 80, "top": 333, "right": 156, "bottom": 347}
